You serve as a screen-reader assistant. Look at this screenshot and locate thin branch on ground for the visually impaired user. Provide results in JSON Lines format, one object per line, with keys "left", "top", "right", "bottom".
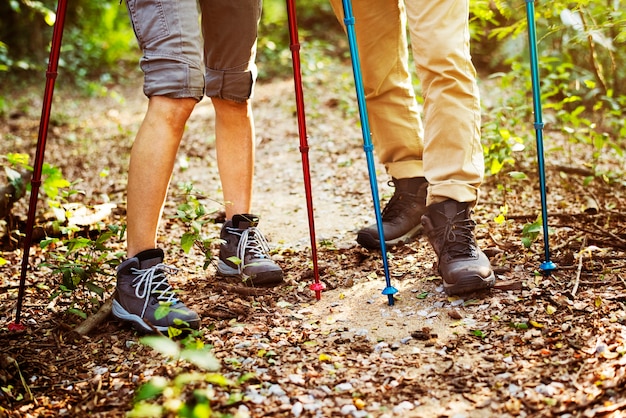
{"left": 572, "top": 237, "right": 586, "bottom": 298}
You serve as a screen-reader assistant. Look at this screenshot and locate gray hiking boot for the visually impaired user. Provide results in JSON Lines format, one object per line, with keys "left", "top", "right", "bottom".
{"left": 217, "top": 214, "right": 284, "bottom": 287}
{"left": 112, "top": 248, "right": 200, "bottom": 332}
{"left": 421, "top": 200, "right": 495, "bottom": 295}
{"left": 357, "top": 177, "right": 428, "bottom": 249}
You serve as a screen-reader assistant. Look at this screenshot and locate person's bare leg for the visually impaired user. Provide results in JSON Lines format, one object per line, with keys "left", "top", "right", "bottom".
{"left": 212, "top": 97, "right": 283, "bottom": 286}
{"left": 212, "top": 97, "right": 254, "bottom": 218}
{"left": 126, "top": 96, "right": 196, "bottom": 257}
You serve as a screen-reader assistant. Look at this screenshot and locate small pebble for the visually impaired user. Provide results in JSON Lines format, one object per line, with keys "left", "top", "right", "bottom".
{"left": 237, "top": 405, "right": 251, "bottom": 418}
{"left": 341, "top": 404, "right": 357, "bottom": 415}
{"left": 93, "top": 366, "right": 108, "bottom": 375}
{"left": 268, "top": 384, "right": 286, "bottom": 397}
{"left": 303, "top": 402, "right": 323, "bottom": 412}
{"left": 291, "top": 402, "right": 303, "bottom": 417}
{"left": 289, "top": 374, "right": 306, "bottom": 385}
{"left": 318, "top": 385, "right": 333, "bottom": 395}
{"left": 374, "top": 342, "right": 388, "bottom": 352}
{"left": 393, "top": 400, "right": 415, "bottom": 413}
{"left": 448, "top": 309, "right": 463, "bottom": 319}
{"left": 335, "top": 382, "right": 354, "bottom": 392}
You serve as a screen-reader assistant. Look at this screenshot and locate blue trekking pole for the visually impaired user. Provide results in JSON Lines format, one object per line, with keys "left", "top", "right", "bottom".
{"left": 341, "top": 0, "right": 397, "bottom": 305}
{"left": 525, "top": 0, "right": 556, "bottom": 275}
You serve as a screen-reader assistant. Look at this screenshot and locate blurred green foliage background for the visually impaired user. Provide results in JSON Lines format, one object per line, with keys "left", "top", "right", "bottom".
{"left": 1, "top": 0, "right": 624, "bottom": 179}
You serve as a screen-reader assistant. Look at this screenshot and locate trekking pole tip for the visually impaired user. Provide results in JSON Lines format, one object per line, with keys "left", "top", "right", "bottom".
{"left": 310, "top": 282, "right": 326, "bottom": 300}
{"left": 382, "top": 286, "right": 398, "bottom": 306}
{"left": 382, "top": 286, "right": 398, "bottom": 295}
{"left": 8, "top": 322, "right": 26, "bottom": 332}
{"left": 539, "top": 260, "right": 557, "bottom": 275}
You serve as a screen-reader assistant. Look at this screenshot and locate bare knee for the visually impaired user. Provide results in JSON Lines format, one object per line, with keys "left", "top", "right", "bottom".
{"left": 211, "top": 97, "right": 250, "bottom": 117}
{"left": 148, "top": 96, "right": 197, "bottom": 125}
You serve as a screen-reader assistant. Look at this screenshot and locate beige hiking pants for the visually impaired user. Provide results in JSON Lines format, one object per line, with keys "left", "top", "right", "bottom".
{"left": 329, "top": 0, "right": 484, "bottom": 205}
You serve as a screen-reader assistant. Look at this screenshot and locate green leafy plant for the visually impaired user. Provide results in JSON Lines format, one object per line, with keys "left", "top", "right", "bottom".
{"left": 4, "top": 152, "right": 74, "bottom": 211}
{"left": 40, "top": 224, "right": 125, "bottom": 319}
{"left": 475, "top": 0, "right": 626, "bottom": 186}
{"left": 171, "top": 182, "right": 220, "bottom": 270}
{"left": 257, "top": 0, "right": 342, "bottom": 80}
{"left": 521, "top": 216, "right": 544, "bottom": 249}
{"left": 130, "top": 332, "right": 255, "bottom": 418}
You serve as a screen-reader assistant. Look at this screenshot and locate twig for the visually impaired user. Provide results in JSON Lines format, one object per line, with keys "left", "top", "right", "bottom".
{"left": 14, "top": 358, "right": 34, "bottom": 402}
{"left": 551, "top": 233, "right": 584, "bottom": 252}
{"left": 572, "top": 237, "right": 586, "bottom": 298}
{"left": 578, "top": 7, "right": 608, "bottom": 95}
{"left": 603, "top": 229, "right": 626, "bottom": 245}
{"left": 603, "top": 293, "right": 626, "bottom": 301}
{"left": 487, "top": 232, "right": 507, "bottom": 248}
{"left": 214, "top": 283, "right": 270, "bottom": 297}
{"left": 594, "top": 399, "right": 626, "bottom": 414}
{"left": 71, "top": 295, "right": 114, "bottom": 337}
{"left": 551, "top": 164, "right": 595, "bottom": 177}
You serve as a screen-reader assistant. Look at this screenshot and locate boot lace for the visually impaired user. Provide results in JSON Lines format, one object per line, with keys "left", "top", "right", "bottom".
{"left": 436, "top": 212, "right": 478, "bottom": 259}
{"left": 225, "top": 226, "right": 272, "bottom": 273}
{"left": 381, "top": 191, "right": 417, "bottom": 221}
{"left": 130, "top": 264, "right": 180, "bottom": 317}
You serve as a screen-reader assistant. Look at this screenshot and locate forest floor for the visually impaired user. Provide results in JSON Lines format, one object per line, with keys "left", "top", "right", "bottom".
{"left": 1, "top": 66, "right": 625, "bottom": 418}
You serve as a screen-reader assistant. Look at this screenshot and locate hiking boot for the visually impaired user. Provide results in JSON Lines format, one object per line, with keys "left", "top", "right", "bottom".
{"left": 112, "top": 248, "right": 200, "bottom": 332}
{"left": 421, "top": 200, "right": 495, "bottom": 295}
{"left": 356, "top": 177, "right": 428, "bottom": 249}
{"left": 217, "top": 214, "right": 284, "bottom": 287}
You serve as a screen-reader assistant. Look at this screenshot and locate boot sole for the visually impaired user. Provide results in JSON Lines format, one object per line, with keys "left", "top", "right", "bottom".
{"left": 443, "top": 272, "right": 496, "bottom": 295}
{"left": 112, "top": 300, "right": 200, "bottom": 332}
{"left": 217, "top": 260, "right": 284, "bottom": 287}
{"left": 356, "top": 224, "right": 423, "bottom": 250}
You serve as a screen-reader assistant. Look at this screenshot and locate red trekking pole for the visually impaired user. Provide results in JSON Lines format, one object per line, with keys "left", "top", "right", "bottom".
{"left": 10, "top": 0, "right": 69, "bottom": 331}
{"left": 285, "top": 0, "right": 325, "bottom": 300}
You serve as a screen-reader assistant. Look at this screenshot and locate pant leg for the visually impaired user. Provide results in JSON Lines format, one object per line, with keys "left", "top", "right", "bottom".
{"left": 126, "top": 0, "right": 204, "bottom": 99}
{"left": 405, "top": 0, "right": 484, "bottom": 205}
{"left": 329, "top": 0, "right": 424, "bottom": 179}
{"left": 200, "top": 0, "right": 262, "bottom": 102}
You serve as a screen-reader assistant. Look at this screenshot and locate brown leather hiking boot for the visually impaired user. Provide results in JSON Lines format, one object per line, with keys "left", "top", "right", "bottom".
{"left": 421, "top": 200, "right": 495, "bottom": 295}
{"left": 356, "top": 177, "right": 428, "bottom": 250}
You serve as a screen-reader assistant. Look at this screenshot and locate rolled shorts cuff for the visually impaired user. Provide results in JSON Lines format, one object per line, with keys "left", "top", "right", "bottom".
{"left": 205, "top": 65, "right": 257, "bottom": 103}
{"left": 142, "top": 58, "right": 204, "bottom": 101}
{"left": 387, "top": 160, "right": 424, "bottom": 180}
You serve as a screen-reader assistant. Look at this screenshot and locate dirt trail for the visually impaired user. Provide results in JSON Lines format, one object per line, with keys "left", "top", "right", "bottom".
{"left": 1, "top": 68, "right": 625, "bottom": 418}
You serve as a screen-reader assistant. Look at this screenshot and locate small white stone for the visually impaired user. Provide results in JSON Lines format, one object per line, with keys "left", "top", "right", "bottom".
{"left": 291, "top": 402, "right": 304, "bottom": 417}
{"left": 93, "top": 366, "right": 109, "bottom": 375}
{"left": 268, "top": 384, "right": 286, "bottom": 397}
{"left": 237, "top": 405, "right": 251, "bottom": 418}
{"left": 318, "top": 385, "right": 333, "bottom": 394}
{"left": 374, "top": 342, "right": 388, "bottom": 352}
{"left": 393, "top": 400, "right": 415, "bottom": 413}
{"left": 335, "top": 382, "right": 354, "bottom": 392}
{"left": 303, "top": 402, "right": 322, "bottom": 412}
{"left": 289, "top": 374, "right": 306, "bottom": 385}
{"left": 341, "top": 404, "right": 357, "bottom": 415}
